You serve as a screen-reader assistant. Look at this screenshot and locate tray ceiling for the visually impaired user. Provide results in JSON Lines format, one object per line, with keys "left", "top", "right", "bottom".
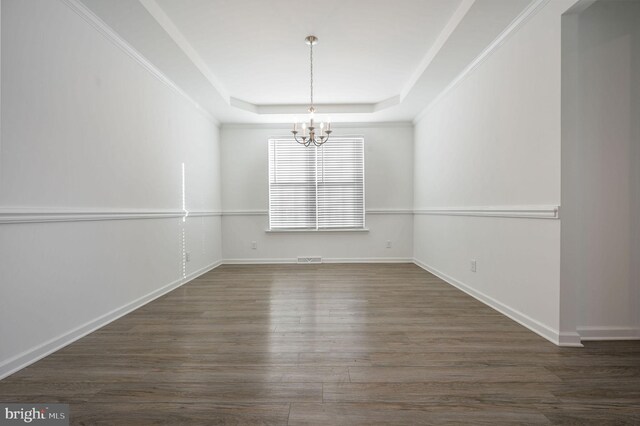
{"left": 79, "top": 0, "right": 535, "bottom": 123}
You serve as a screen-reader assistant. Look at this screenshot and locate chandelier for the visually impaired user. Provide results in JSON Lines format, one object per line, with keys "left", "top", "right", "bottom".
{"left": 291, "top": 35, "right": 332, "bottom": 147}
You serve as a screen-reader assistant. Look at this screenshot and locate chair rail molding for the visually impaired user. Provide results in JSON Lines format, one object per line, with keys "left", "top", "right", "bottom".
{"left": 414, "top": 205, "right": 560, "bottom": 219}
{"left": 0, "top": 208, "right": 222, "bottom": 224}
{"left": 222, "top": 208, "right": 417, "bottom": 216}
{"left": 1, "top": 206, "right": 559, "bottom": 223}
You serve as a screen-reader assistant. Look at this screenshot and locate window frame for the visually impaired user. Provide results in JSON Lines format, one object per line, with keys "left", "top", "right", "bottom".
{"left": 267, "top": 136, "right": 366, "bottom": 232}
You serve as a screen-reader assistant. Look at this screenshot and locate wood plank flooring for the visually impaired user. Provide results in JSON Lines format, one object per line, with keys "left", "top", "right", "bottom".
{"left": 1, "top": 263, "right": 639, "bottom": 425}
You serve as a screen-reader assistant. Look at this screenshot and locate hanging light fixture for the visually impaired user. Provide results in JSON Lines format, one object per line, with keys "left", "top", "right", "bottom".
{"left": 291, "top": 35, "right": 332, "bottom": 147}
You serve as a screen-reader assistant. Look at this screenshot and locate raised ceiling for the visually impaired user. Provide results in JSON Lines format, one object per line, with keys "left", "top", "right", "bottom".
{"left": 80, "top": 0, "right": 535, "bottom": 123}
{"left": 152, "top": 0, "right": 463, "bottom": 106}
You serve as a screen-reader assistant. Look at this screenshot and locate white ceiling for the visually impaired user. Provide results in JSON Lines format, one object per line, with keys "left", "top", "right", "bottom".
{"left": 152, "top": 0, "right": 463, "bottom": 105}
{"left": 80, "top": 0, "right": 535, "bottom": 123}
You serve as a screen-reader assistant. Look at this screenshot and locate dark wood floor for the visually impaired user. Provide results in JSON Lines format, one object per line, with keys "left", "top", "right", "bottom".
{"left": 1, "top": 264, "right": 639, "bottom": 425}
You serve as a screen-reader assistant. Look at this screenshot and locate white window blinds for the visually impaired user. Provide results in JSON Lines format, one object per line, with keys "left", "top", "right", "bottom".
{"left": 269, "top": 137, "right": 365, "bottom": 230}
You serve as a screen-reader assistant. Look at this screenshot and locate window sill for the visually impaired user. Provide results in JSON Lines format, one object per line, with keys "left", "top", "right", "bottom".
{"left": 266, "top": 228, "right": 369, "bottom": 233}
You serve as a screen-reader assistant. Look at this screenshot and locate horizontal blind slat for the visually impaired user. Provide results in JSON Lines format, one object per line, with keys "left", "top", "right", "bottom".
{"left": 269, "top": 137, "right": 364, "bottom": 230}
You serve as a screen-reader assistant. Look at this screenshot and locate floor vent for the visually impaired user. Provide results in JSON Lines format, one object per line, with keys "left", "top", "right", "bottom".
{"left": 297, "top": 256, "right": 322, "bottom": 264}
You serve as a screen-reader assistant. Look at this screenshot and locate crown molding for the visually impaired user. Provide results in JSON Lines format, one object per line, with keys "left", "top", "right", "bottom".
{"left": 229, "top": 95, "right": 402, "bottom": 115}
{"left": 138, "top": 0, "right": 229, "bottom": 103}
{"left": 220, "top": 121, "right": 413, "bottom": 130}
{"left": 401, "top": 0, "right": 476, "bottom": 100}
{"left": 563, "top": 0, "right": 597, "bottom": 16}
{"left": 230, "top": 99, "right": 374, "bottom": 115}
{"left": 58, "top": 0, "right": 219, "bottom": 126}
{"left": 413, "top": 0, "right": 551, "bottom": 124}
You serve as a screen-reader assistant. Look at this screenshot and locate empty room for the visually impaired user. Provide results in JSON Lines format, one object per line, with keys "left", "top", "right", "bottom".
{"left": 0, "top": 0, "right": 639, "bottom": 424}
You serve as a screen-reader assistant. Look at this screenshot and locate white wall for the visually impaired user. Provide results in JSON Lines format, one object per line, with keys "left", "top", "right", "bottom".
{"left": 220, "top": 124, "right": 413, "bottom": 262}
{"left": 413, "top": 0, "right": 578, "bottom": 346}
{"left": 3, "top": 0, "right": 634, "bottom": 384}
{"left": 0, "top": 0, "right": 222, "bottom": 378}
{"left": 561, "top": 0, "right": 640, "bottom": 340}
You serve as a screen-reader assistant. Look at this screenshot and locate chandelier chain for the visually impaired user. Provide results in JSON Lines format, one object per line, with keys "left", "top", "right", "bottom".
{"left": 292, "top": 35, "right": 330, "bottom": 147}
{"left": 310, "top": 41, "right": 314, "bottom": 110}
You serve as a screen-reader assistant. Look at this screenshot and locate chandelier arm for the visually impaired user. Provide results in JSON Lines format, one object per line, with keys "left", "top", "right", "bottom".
{"left": 313, "top": 133, "right": 329, "bottom": 147}
{"left": 292, "top": 133, "right": 308, "bottom": 146}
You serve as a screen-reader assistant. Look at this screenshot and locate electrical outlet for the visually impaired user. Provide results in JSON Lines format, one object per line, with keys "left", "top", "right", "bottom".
{"left": 251, "top": 241, "right": 257, "bottom": 250}
{"left": 470, "top": 259, "right": 477, "bottom": 272}
{"left": 386, "top": 240, "right": 392, "bottom": 248}
{"left": 185, "top": 252, "right": 191, "bottom": 262}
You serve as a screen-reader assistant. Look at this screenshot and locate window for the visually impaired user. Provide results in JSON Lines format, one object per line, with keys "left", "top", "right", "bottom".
{"left": 268, "top": 137, "right": 365, "bottom": 230}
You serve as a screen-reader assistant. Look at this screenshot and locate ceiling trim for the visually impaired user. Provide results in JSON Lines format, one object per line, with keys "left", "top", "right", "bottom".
{"left": 221, "top": 121, "right": 413, "bottom": 129}
{"left": 130, "top": 0, "right": 483, "bottom": 119}
{"left": 413, "top": 0, "right": 550, "bottom": 124}
{"left": 138, "top": 0, "right": 230, "bottom": 103}
{"left": 230, "top": 99, "right": 375, "bottom": 114}
{"left": 563, "top": 0, "right": 597, "bottom": 15}
{"left": 400, "top": 0, "right": 476, "bottom": 101}
{"left": 60, "top": 0, "right": 219, "bottom": 125}
{"left": 77, "top": 0, "right": 542, "bottom": 123}
{"left": 229, "top": 96, "right": 401, "bottom": 115}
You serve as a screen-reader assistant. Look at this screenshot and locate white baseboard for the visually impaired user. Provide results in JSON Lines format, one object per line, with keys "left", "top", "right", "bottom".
{"left": 578, "top": 326, "right": 640, "bottom": 341}
{"left": 222, "top": 257, "right": 413, "bottom": 265}
{"left": 413, "top": 258, "right": 582, "bottom": 347}
{"left": 0, "top": 260, "right": 223, "bottom": 380}
{"left": 558, "top": 331, "right": 583, "bottom": 346}
{"left": 16, "top": 258, "right": 632, "bottom": 380}
{"left": 222, "top": 258, "right": 298, "bottom": 264}
{"left": 323, "top": 257, "right": 413, "bottom": 264}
